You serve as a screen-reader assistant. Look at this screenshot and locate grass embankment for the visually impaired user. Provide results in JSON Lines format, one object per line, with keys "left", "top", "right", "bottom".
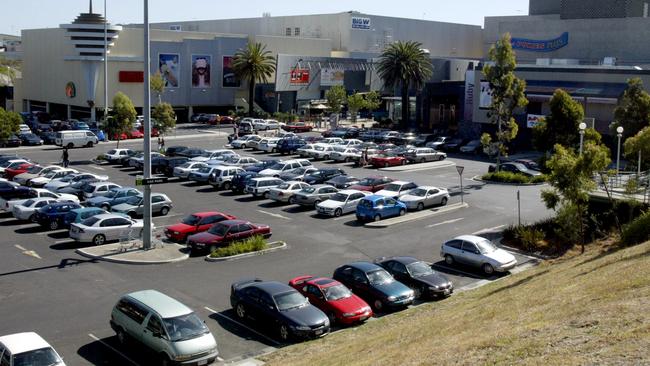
{"left": 263, "top": 241, "right": 650, "bottom": 365}
{"left": 209, "top": 235, "right": 267, "bottom": 258}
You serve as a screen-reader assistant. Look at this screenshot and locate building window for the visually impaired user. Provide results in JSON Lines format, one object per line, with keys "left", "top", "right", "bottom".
{"left": 294, "top": 27, "right": 301, "bottom": 36}
{"left": 286, "top": 28, "right": 292, "bottom": 36}
{"left": 645, "top": 2, "right": 649, "bottom": 17}
{"left": 169, "top": 25, "right": 181, "bottom": 31}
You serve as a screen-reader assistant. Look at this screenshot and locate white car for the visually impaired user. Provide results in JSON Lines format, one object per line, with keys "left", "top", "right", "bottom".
{"left": 69, "top": 213, "right": 145, "bottom": 245}
{"left": 19, "top": 124, "right": 32, "bottom": 134}
{"left": 330, "top": 148, "right": 361, "bottom": 163}
{"left": 310, "top": 144, "right": 338, "bottom": 160}
{"left": 128, "top": 151, "right": 164, "bottom": 168}
{"left": 28, "top": 168, "right": 79, "bottom": 188}
{"left": 13, "top": 165, "right": 62, "bottom": 186}
{"left": 82, "top": 182, "right": 122, "bottom": 199}
{"left": 376, "top": 181, "right": 419, "bottom": 199}
{"left": 172, "top": 161, "right": 207, "bottom": 179}
{"left": 4, "top": 188, "right": 79, "bottom": 212}
{"left": 191, "top": 149, "right": 237, "bottom": 162}
{"left": 316, "top": 189, "right": 370, "bottom": 217}
{"left": 44, "top": 172, "right": 108, "bottom": 191}
{"left": 440, "top": 235, "right": 518, "bottom": 275}
{"left": 425, "top": 136, "right": 449, "bottom": 149}
{"left": 277, "top": 131, "right": 296, "bottom": 139}
{"left": 221, "top": 156, "right": 259, "bottom": 168}
{"left": 399, "top": 186, "right": 450, "bottom": 211}
{"left": 259, "top": 159, "right": 312, "bottom": 177}
{"left": 297, "top": 144, "right": 317, "bottom": 158}
{"left": 252, "top": 118, "right": 267, "bottom": 130}
{"left": 258, "top": 137, "right": 282, "bottom": 153}
{"left": 103, "top": 149, "right": 135, "bottom": 163}
{"left": 0, "top": 159, "right": 29, "bottom": 174}
{"left": 0, "top": 332, "right": 66, "bottom": 366}
{"left": 321, "top": 137, "right": 344, "bottom": 145}
{"left": 230, "top": 134, "right": 261, "bottom": 149}
{"left": 259, "top": 119, "right": 281, "bottom": 130}
{"left": 268, "top": 181, "right": 311, "bottom": 203}
{"left": 12, "top": 198, "right": 61, "bottom": 221}
{"left": 337, "top": 139, "right": 364, "bottom": 147}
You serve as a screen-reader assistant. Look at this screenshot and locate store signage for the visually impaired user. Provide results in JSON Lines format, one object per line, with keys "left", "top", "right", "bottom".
{"left": 526, "top": 114, "right": 546, "bottom": 128}
{"left": 119, "top": 71, "right": 144, "bottom": 83}
{"left": 511, "top": 32, "right": 569, "bottom": 52}
{"left": 65, "top": 82, "right": 76, "bottom": 98}
{"left": 290, "top": 68, "right": 310, "bottom": 85}
{"left": 479, "top": 81, "right": 493, "bottom": 109}
{"left": 321, "top": 68, "right": 345, "bottom": 86}
{"left": 351, "top": 17, "right": 371, "bottom": 30}
{"left": 136, "top": 176, "right": 169, "bottom": 186}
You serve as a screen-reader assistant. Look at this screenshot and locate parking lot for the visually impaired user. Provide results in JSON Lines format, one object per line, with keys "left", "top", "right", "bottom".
{"left": 0, "top": 131, "right": 550, "bottom": 365}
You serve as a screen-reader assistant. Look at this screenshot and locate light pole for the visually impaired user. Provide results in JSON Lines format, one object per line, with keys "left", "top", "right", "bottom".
{"left": 578, "top": 122, "right": 586, "bottom": 155}
{"left": 142, "top": 0, "right": 152, "bottom": 249}
{"left": 616, "top": 126, "right": 624, "bottom": 179}
{"left": 103, "top": 0, "right": 108, "bottom": 123}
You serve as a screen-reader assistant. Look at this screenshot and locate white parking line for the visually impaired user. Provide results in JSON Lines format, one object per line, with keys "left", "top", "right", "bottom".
{"left": 89, "top": 165, "right": 106, "bottom": 171}
{"left": 88, "top": 333, "right": 141, "bottom": 366}
{"left": 16, "top": 224, "right": 36, "bottom": 229}
{"left": 203, "top": 306, "right": 281, "bottom": 346}
{"left": 0, "top": 217, "right": 15, "bottom": 223}
{"left": 14, "top": 244, "right": 27, "bottom": 251}
{"left": 256, "top": 210, "right": 291, "bottom": 221}
{"left": 472, "top": 225, "right": 506, "bottom": 235}
{"left": 427, "top": 218, "right": 464, "bottom": 228}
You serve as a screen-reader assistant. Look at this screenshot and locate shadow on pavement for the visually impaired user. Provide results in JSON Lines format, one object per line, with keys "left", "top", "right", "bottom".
{"left": 282, "top": 206, "right": 313, "bottom": 214}
{"left": 0, "top": 258, "right": 98, "bottom": 277}
{"left": 15, "top": 225, "right": 49, "bottom": 234}
{"left": 49, "top": 241, "right": 92, "bottom": 251}
{"left": 78, "top": 334, "right": 153, "bottom": 366}
{"left": 430, "top": 260, "right": 496, "bottom": 280}
{"left": 208, "top": 309, "right": 283, "bottom": 348}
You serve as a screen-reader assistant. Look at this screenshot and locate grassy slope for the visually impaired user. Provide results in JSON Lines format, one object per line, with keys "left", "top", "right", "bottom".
{"left": 263, "top": 242, "right": 650, "bottom": 365}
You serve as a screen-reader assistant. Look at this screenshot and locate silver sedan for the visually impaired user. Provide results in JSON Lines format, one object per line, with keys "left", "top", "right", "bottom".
{"left": 268, "top": 181, "right": 311, "bottom": 203}
{"left": 69, "top": 213, "right": 145, "bottom": 246}
{"left": 292, "top": 184, "right": 340, "bottom": 208}
{"left": 110, "top": 193, "right": 173, "bottom": 218}
{"left": 399, "top": 186, "right": 450, "bottom": 211}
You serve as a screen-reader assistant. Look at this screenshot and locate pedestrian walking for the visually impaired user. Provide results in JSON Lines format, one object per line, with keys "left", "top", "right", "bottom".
{"left": 160, "top": 137, "right": 165, "bottom": 152}
{"left": 62, "top": 148, "right": 70, "bottom": 168}
{"left": 157, "top": 136, "right": 162, "bottom": 151}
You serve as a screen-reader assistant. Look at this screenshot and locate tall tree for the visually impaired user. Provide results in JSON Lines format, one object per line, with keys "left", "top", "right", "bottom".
{"left": 533, "top": 89, "right": 584, "bottom": 152}
{"left": 109, "top": 92, "right": 136, "bottom": 148}
{"left": 377, "top": 41, "right": 433, "bottom": 130}
{"left": 150, "top": 72, "right": 165, "bottom": 104}
{"left": 481, "top": 33, "right": 528, "bottom": 170}
{"left": 0, "top": 107, "right": 20, "bottom": 142}
{"left": 624, "top": 126, "right": 650, "bottom": 169}
{"left": 365, "top": 91, "right": 381, "bottom": 114}
{"left": 347, "top": 93, "right": 366, "bottom": 123}
{"left": 325, "top": 85, "right": 346, "bottom": 115}
{"left": 152, "top": 103, "right": 176, "bottom": 136}
{"left": 232, "top": 42, "right": 276, "bottom": 117}
{"left": 614, "top": 78, "right": 650, "bottom": 138}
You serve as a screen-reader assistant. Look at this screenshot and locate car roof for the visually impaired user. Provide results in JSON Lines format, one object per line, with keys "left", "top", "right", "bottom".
{"left": 125, "top": 290, "right": 192, "bottom": 318}
{"left": 309, "top": 277, "right": 338, "bottom": 288}
{"left": 364, "top": 195, "right": 388, "bottom": 202}
{"left": 0, "top": 332, "right": 52, "bottom": 354}
{"left": 219, "top": 219, "right": 248, "bottom": 226}
{"left": 343, "top": 261, "right": 382, "bottom": 272}
{"left": 253, "top": 281, "right": 295, "bottom": 295}
{"left": 389, "top": 181, "right": 411, "bottom": 185}
{"left": 193, "top": 211, "right": 226, "bottom": 217}
{"left": 252, "top": 177, "right": 282, "bottom": 181}
{"left": 338, "top": 189, "right": 364, "bottom": 195}
{"left": 452, "top": 235, "right": 487, "bottom": 243}
{"left": 382, "top": 256, "right": 419, "bottom": 265}
{"left": 92, "top": 213, "right": 128, "bottom": 220}
{"left": 71, "top": 207, "right": 104, "bottom": 213}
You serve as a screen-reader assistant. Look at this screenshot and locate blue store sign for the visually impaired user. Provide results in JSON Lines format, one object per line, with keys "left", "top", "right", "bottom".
{"left": 511, "top": 32, "right": 569, "bottom": 52}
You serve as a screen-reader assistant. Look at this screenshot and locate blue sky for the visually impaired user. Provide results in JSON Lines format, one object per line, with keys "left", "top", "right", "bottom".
{"left": 1, "top": 0, "right": 528, "bottom": 35}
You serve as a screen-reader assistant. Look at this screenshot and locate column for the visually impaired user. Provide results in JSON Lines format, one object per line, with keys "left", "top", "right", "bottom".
{"left": 188, "top": 106, "right": 194, "bottom": 120}
{"left": 46, "top": 102, "right": 51, "bottom": 113}
{"left": 67, "top": 105, "right": 72, "bottom": 120}
{"left": 90, "top": 107, "right": 96, "bottom": 122}
{"left": 26, "top": 100, "right": 31, "bottom": 113}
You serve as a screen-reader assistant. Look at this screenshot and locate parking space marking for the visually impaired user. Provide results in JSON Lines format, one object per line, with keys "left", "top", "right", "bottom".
{"left": 0, "top": 218, "right": 15, "bottom": 223}
{"left": 89, "top": 165, "right": 106, "bottom": 171}
{"left": 203, "top": 306, "right": 282, "bottom": 347}
{"left": 256, "top": 210, "right": 291, "bottom": 221}
{"left": 14, "top": 244, "right": 27, "bottom": 251}
{"left": 88, "top": 333, "right": 141, "bottom": 366}
{"left": 15, "top": 245, "right": 42, "bottom": 259}
{"left": 427, "top": 218, "right": 464, "bottom": 228}
{"left": 472, "top": 225, "right": 506, "bottom": 235}
{"left": 16, "top": 224, "right": 36, "bottom": 229}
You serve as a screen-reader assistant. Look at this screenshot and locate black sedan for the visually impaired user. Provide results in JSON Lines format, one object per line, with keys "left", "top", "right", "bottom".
{"left": 230, "top": 279, "right": 330, "bottom": 341}
{"left": 0, "top": 181, "right": 32, "bottom": 200}
{"left": 324, "top": 175, "right": 359, "bottom": 189}
{"left": 303, "top": 168, "right": 346, "bottom": 185}
{"left": 488, "top": 162, "right": 542, "bottom": 177}
{"left": 18, "top": 133, "right": 43, "bottom": 146}
{"left": 39, "top": 131, "right": 57, "bottom": 144}
{"left": 177, "top": 148, "right": 206, "bottom": 159}
{"left": 375, "top": 256, "right": 453, "bottom": 299}
{"left": 164, "top": 146, "right": 189, "bottom": 157}
{"left": 56, "top": 179, "right": 101, "bottom": 199}
{"left": 0, "top": 134, "right": 21, "bottom": 148}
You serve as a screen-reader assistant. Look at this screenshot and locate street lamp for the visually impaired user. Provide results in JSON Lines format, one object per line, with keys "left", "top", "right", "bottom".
{"left": 616, "top": 126, "right": 624, "bottom": 178}
{"left": 578, "top": 122, "right": 587, "bottom": 155}
{"left": 142, "top": 0, "right": 152, "bottom": 249}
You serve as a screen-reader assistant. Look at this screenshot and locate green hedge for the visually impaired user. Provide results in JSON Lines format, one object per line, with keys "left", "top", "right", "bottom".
{"left": 209, "top": 235, "right": 268, "bottom": 258}
{"left": 621, "top": 211, "right": 650, "bottom": 247}
{"left": 482, "top": 171, "right": 546, "bottom": 184}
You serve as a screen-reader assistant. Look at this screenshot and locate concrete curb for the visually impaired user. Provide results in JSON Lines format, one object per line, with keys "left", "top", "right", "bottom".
{"left": 379, "top": 161, "right": 456, "bottom": 172}
{"left": 75, "top": 244, "right": 189, "bottom": 265}
{"left": 205, "top": 241, "right": 287, "bottom": 262}
{"left": 471, "top": 175, "right": 547, "bottom": 186}
{"left": 364, "top": 202, "right": 469, "bottom": 228}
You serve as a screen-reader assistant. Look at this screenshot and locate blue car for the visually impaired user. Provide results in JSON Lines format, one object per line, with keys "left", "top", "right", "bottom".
{"left": 34, "top": 202, "right": 83, "bottom": 230}
{"left": 277, "top": 138, "right": 307, "bottom": 155}
{"left": 355, "top": 195, "right": 407, "bottom": 222}
{"left": 231, "top": 171, "right": 260, "bottom": 194}
{"left": 84, "top": 187, "right": 142, "bottom": 210}
{"left": 63, "top": 207, "right": 109, "bottom": 228}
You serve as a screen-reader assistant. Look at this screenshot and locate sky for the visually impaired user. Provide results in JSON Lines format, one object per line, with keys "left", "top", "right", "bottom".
{"left": 1, "top": 0, "right": 529, "bottom": 35}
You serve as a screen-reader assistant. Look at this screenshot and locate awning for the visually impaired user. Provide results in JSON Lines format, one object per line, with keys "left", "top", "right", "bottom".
{"left": 525, "top": 80, "right": 627, "bottom": 98}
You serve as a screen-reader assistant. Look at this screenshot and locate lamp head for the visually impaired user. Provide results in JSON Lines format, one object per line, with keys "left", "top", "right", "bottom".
{"left": 578, "top": 122, "right": 587, "bottom": 131}
{"left": 616, "top": 126, "right": 624, "bottom": 134}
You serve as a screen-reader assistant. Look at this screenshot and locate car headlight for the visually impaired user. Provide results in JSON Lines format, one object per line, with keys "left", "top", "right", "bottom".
{"left": 174, "top": 354, "right": 194, "bottom": 362}
{"left": 173, "top": 231, "right": 180, "bottom": 235}
{"left": 342, "top": 312, "right": 355, "bottom": 317}
{"left": 387, "top": 296, "right": 397, "bottom": 301}
{"left": 323, "top": 318, "right": 330, "bottom": 327}
{"left": 430, "top": 286, "right": 439, "bottom": 290}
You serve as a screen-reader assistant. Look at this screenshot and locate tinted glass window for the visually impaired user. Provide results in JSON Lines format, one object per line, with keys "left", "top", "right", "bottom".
{"left": 0, "top": 350, "right": 9, "bottom": 366}
{"left": 462, "top": 242, "right": 479, "bottom": 253}
{"left": 146, "top": 315, "right": 164, "bottom": 334}
{"left": 445, "top": 240, "right": 462, "bottom": 249}
{"left": 117, "top": 298, "right": 148, "bottom": 324}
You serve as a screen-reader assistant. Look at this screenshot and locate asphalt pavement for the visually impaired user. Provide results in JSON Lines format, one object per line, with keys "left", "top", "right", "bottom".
{"left": 0, "top": 131, "right": 551, "bottom": 365}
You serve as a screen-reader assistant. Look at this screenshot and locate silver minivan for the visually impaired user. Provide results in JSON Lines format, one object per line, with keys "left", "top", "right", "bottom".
{"left": 110, "top": 290, "right": 218, "bottom": 365}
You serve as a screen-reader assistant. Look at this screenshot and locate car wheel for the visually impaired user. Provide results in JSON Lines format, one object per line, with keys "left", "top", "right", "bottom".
{"left": 288, "top": 196, "right": 296, "bottom": 204}
{"left": 29, "top": 214, "right": 37, "bottom": 223}
{"left": 334, "top": 208, "right": 343, "bottom": 217}
{"left": 264, "top": 191, "right": 270, "bottom": 199}
{"left": 413, "top": 286, "right": 422, "bottom": 299}
{"left": 49, "top": 220, "right": 59, "bottom": 230}
{"left": 373, "top": 299, "right": 384, "bottom": 311}
{"left": 324, "top": 155, "right": 330, "bottom": 160}
{"left": 483, "top": 263, "right": 495, "bottom": 275}
{"left": 128, "top": 212, "right": 137, "bottom": 219}
{"left": 86, "top": 141, "right": 94, "bottom": 148}
{"left": 236, "top": 303, "right": 246, "bottom": 320}
{"left": 441, "top": 197, "right": 448, "bottom": 206}
{"left": 272, "top": 148, "right": 277, "bottom": 153}
{"left": 208, "top": 244, "right": 217, "bottom": 254}
{"left": 401, "top": 159, "right": 407, "bottom": 166}
{"left": 160, "top": 353, "right": 172, "bottom": 366}
{"left": 222, "top": 182, "right": 232, "bottom": 191}
{"left": 439, "top": 155, "right": 446, "bottom": 161}
{"left": 241, "top": 144, "right": 247, "bottom": 149}
{"left": 416, "top": 202, "right": 424, "bottom": 211}
{"left": 420, "top": 158, "right": 426, "bottom": 164}
{"left": 399, "top": 208, "right": 406, "bottom": 216}
{"left": 116, "top": 327, "right": 128, "bottom": 345}
{"left": 444, "top": 255, "right": 454, "bottom": 266}
{"left": 93, "top": 234, "right": 106, "bottom": 246}
{"left": 66, "top": 143, "right": 74, "bottom": 149}
{"left": 384, "top": 162, "right": 389, "bottom": 168}
{"left": 345, "top": 157, "right": 352, "bottom": 163}
{"left": 373, "top": 214, "right": 381, "bottom": 222}
{"left": 279, "top": 324, "right": 291, "bottom": 342}
{"left": 160, "top": 207, "right": 170, "bottom": 216}
{"left": 313, "top": 200, "right": 321, "bottom": 208}
{"left": 101, "top": 204, "right": 110, "bottom": 211}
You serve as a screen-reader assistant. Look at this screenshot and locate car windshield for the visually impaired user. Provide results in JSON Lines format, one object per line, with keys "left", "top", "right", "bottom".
{"left": 277, "top": 183, "right": 292, "bottom": 189}
{"left": 476, "top": 239, "right": 499, "bottom": 254}
{"left": 208, "top": 223, "right": 229, "bottom": 236}
{"left": 409, "top": 188, "right": 428, "bottom": 197}
{"left": 198, "top": 166, "right": 212, "bottom": 173}
{"left": 43, "top": 171, "right": 58, "bottom": 178}
{"left": 224, "top": 157, "right": 239, "bottom": 163}
{"left": 125, "top": 196, "right": 142, "bottom": 205}
{"left": 199, "top": 151, "right": 213, "bottom": 157}
{"left": 59, "top": 174, "right": 76, "bottom": 182}
{"left": 330, "top": 193, "right": 348, "bottom": 202}
{"left": 182, "top": 214, "right": 200, "bottom": 225}
{"left": 290, "top": 167, "right": 308, "bottom": 175}
{"left": 300, "top": 187, "right": 316, "bottom": 194}
{"left": 407, "top": 261, "right": 435, "bottom": 277}
{"left": 81, "top": 216, "right": 101, "bottom": 226}
{"left": 107, "top": 149, "right": 116, "bottom": 155}
{"left": 13, "top": 347, "right": 63, "bottom": 366}
{"left": 162, "top": 312, "right": 210, "bottom": 342}
{"left": 268, "top": 163, "right": 284, "bottom": 171}
{"left": 367, "top": 269, "right": 394, "bottom": 285}
{"left": 274, "top": 291, "right": 308, "bottom": 311}
{"left": 357, "top": 178, "right": 377, "bottom": 186}
{"left": 178, "top": 162, "right": 193, "bottom": 168}
{"left": 26, "top": 166, "right": 42, "bottom": 173}
{"left": 383, "top": 183, "right": 401, "bottom": 192}
{"left": 22, "top": 199, "right": 36, "bottom": 207}
{"left": 104, "top": 190, "right": 119, "bottom": 198}
{"left": 323, "top": 284, "right": 352, "bottom": 301}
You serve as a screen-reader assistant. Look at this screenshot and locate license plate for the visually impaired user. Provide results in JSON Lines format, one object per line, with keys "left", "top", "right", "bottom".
{"left": 198, "top": 360, "right": 208, "bottom": 366}
{"left": 444, "top": 289, "right": 450, "bottom": 295}
{"left": 359, "top": 316, "right": 368, "bottom": 321}
{"left": 314, "top": 329, "right": 323, "bottom": 336}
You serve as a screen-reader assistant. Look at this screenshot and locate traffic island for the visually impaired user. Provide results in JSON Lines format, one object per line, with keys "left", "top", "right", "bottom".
{"left": 75, "top": 241, "right": 189, "bottom": 264}
{"left": 205, "top": 240, "right": 287, "bottom": 262}
{"left": 379, "top": 160, "right": 456, "bottom": 172}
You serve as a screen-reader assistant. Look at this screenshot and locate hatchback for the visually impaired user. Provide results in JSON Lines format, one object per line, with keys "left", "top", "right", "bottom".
{"left": 440, "top": 235, "right": 518, "bottom": 275}
{"left": 356, "top": 195, "right": 407, "bottom": 222}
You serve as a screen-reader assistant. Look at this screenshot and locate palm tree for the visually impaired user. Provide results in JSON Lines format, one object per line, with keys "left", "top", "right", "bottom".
{"left": 232, "top": 42, "right": 276, "bottom": 117}
{"left": 377, "top": 41, "right": 433, "bottom": 130}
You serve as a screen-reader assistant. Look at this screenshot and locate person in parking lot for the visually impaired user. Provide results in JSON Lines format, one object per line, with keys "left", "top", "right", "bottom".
{"left": 62, "top": 148, "right": 70, "bottom": 167}
{"left": 160, "top": 137, "right": 165, "bottom": 152}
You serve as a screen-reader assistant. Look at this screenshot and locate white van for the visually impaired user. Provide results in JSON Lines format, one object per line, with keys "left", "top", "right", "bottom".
{"left": 55, "top": 130, "right": 99, "bottom": 148}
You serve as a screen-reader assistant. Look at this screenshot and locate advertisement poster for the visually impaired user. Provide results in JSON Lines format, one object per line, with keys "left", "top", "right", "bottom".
{"left": 463, "top": 70, "right": 474, "bottom": 122}
{"left": 351, "top": 16, "right": 371, "bottom": 30}
{"left": 527, "top": 114, "right": 546, "bottom": 128}
{"left": 191, "top": 55, "right": 211, "bottom": 88}
{"left": 158, "top": 53, "right": 180, "bottom": 88}
{"left": 321, "top": 68, "right": 345, "bottom": 86}
{"left": 511, "top": 32, "right": 569, "bottom": 52}
{"left": 479, "top": 81, "right": 493, "bottom": 109}
{"left": 222, "top": 56, "right": 241, "bottom": 88}
{"left": 290, "top": 68, "right": 310, "bottom": 85}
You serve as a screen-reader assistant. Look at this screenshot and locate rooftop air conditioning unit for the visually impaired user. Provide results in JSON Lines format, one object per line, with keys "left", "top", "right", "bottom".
{"left": 603, "top": 57, "right": 617, "bottom": 66}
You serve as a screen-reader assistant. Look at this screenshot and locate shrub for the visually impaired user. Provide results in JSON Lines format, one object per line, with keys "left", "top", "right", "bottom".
{"left": 209, "top": 235, "right": 268, "bottom": 258}
{"left": 503, "top": 224, "right": 546, "bottom": 252}
{"left": 96, "top": 154, "right": 106, "bottom": 161}
{"left": 530, "top": 175, "right": 547, "bottom": 184}
{"left": 482, "top": 171, "right": 530, "bottom": 184}
{"left": 621, "top": 211, "right": 650, "bottom": 247}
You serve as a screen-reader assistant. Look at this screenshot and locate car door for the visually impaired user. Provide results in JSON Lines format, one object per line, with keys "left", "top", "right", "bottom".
{"left": 460, "top": 241, "right": 482, "bottom": 267}
{"left": 427, "top": 189, "right": 440, "bottom": 206}
{"left": 240, "top": 287, "right": 262, "bottom": 320}
{"left": 384, "top": 197, "right": 399, "bottom": 216}
{"left": 443, "top": 239, "right": 464, "bottom": 263}
{"left": 351, "top": 268, "right": 372, "bottom": 300}
{"left": 386, "top": 261, "right": 411, "bottom": 286}
{"left": 151, "top": 195, "right": 164, "bottom": 213}
{"left": 236, "top": 223, "right": 255, "bottom": 240}
{"left": 197, "top": 215, "right": 219, "bottom": 232}
{"left": 304, "top": 284, "right": 326, "bottom": 309}
{"left": 258, "top": 292, "right": 279, "bottom": 325}
{"left": 141, "top": 313, "right": 167, "bottom": 352}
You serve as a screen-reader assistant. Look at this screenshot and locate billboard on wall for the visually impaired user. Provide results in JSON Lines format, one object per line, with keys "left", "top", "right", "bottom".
{"left": 321, "top": 68, "right": 345, "bottom": 86}
{"left": 158, "top": 53, "right": 180, "bottom": 88}
{"left": 191, "top": 54, "right": 211, "bottom": 88}
{"left": 527, "top": 114, "right": 546, "bottom": 128}
{"left": 511, "top": 32, "right": 569, "bottom": 52}
{"left": 222, "top": 56, "right": 241, "bottom": 88}
{"left": 290, "top": 68, "right": 310, "bottom": 85}
{"left": 351, "top": 16, "right": 371, "bottom": 30}
{"left": 464, "top": 70, "right": 475, "bottom": 122}
{"left": 479, "top": 81, "right": 492, "bottom": 109}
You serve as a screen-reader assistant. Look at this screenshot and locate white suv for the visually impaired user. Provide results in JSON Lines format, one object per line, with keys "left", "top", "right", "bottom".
{"left": 0, "top": 332, "right": 66, "bottom": 365}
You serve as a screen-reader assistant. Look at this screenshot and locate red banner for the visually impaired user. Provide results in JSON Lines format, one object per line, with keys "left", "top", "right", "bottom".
{"left": 119, "top": 71, "right": 144, "bottom": 83}
{"left": 290, "top": 68, "right": 310, "bottom": 85}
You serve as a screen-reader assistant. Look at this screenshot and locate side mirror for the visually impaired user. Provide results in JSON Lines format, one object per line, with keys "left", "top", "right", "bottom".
{"left": 152, "top": 330, "right": 162, "bottom": 338}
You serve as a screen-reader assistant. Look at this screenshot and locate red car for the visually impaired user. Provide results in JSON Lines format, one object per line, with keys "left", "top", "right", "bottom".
{"left": 164, "top": 211, "right": 237, "bottom": 243}
{"left": 349, "top": 176, "right": 395, "bottom": 193}
{"left": 283, "top": 122, "right": 313, "bottom": 133}
{"left": 138, "top": 125, "right": 160, "bottom": 137}
{"left": 186, "top": 219, "right": 271, "bottom": 253}
{"left": 111, "top": 132, "right": 129, "bottom": 140}
{"left": 289, "top": 275, "right": 372, "bottom": 325}
{"left": 5, "top": 163, "right": 35, "bottom": 180}
{"left": 128, "top": 129, "right": 144, "bottom": 139}
{"left": 369, "top": 153, "right": 407, "bottom": 168}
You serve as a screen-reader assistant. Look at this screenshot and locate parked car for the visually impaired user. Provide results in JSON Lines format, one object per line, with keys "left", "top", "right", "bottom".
{"left": 44, "top": 172, "right": 108, "bottom": 191}
{"left": 164, "top": 211, "right": 237, "bottom": 243}
{"left": 405, "top": 148, "right": 447, "bottom": 163}
{"left": 330, "top": 148, "right": 361, "bottom": 163}
{"left": 231, "top": 134, "right": 262, "bottom": 149}
{"left": 191, "top": 149, "right": 236, "bottom": 163}
{"left": 292, "top": 184, "right": 339, "bottom": 208}
{"left": 34, "top": 201, "right": 83, "bottom": 230}
{"left": 3, "top": 162, "right": 34, "bottom": 180}
{"left": 28, "top": 168, "right": 78, "bottom": 188}
{"left": 110, "top": 290, "right": 219, "bottom": 365}
{"left": 488, "top": 162, "right": 542, "bottom": 177}
{"left": 13, "top": 165, "right": 60, "bottom": 186}
{"left": 399, "top": 186, "right": 450, "bottom": 211}
{"left": 188, "top": 165, "right": 222, "bottom": 184}
{"left": 104, "top": 149, "right": 136, "bottom": 164}
{"left": 221, "top": 156, "right": 259, "bottom": 168}
{"left": 178, "top": 148, "right": 208, "bottom": 159}
{"left": 126, "top": 151, "right": 163, "bottom": 168}
{"left": 258, "top": 137, "right": 282, "bottom": 153}
{"left": 324, "top": 175, "right": 359, "bottom": 189}
{"left": 63, "top": 207, "right": 110, "bottom": 228}
{"left": 57, "top": 179, "right": 101, "bottom": 199}
{"left": 440, "top": 138, "right": 466, "bottom": 152}
{"left": 259, "top": 159, "right": 312, "bottom": 177}
{"left": 18, "top": 133, "right": 43, "bottom": 146}
{"left": 283, "top": 122, "right": 313, "bottom": 133}
{"left": 208, "top": 166, "right": 246, "bottom": 190}
{"left": 70, "top": 213, "right": 144, "bottom": 245}
{"left": 277, "top": 138, "right": 307, "bottom": 155}
{"left": 375, "top": 181, "right": 419, "bottom": 199}
{"left": 84, "top": 187, "right": 141, "bottom": 210}
{"left": 356, "top": 195, "right": 407, "bottom": 222}
{"left": 440, "top": 235, "right": 518, "bottom": 275}
{"left": 152, "top": 156, "right": 190, "bottom": 177}
{"left": 278, "top": 166, "right": 318, "bottom": 182}
{"left": 187, "top": 219, "right": 271, "bottom": 253}
{"left": 0, "top": 332, "right": 66, "bottom": 366}
{"left": 0, "top": 159, "right": 30, "bottom": 175}
{"left": 245, "top": 159, "right": 280, "bottom": 174}
{"left": 309, "top": 144, "right": 339, "bottom": 160}
{"left": 111, "top": 193, "right": 173, "bottom": 218}
{"left": 389, "top": 132, "right": 418, "bottom": 146}
{"left": 333, "top": 262, "right": 415, "bottom": 312}
{"left": 12, "top": 198, "right": 61, "bottom": 221}
{"left": 513, "top": 159, "right": 541, "bottom": 171}
{"left": 460, "top": 139, "right": 483, "bottom": 154}
{"left": 268, "top": 181, "right": 311, "bottom": 203}
{"left": 303, "top": 168, "right": 346, "bottom": 185}
{"left": 164, "top": 145, "right": 188, "bottom": 157}
{"left": 348, "top": 176, "right": 394, "bottom": 193}
{"left": 230, "top": 171, "right": 260, "bottom": 194}
{"left": 81, "top": 182, "right": 122, "bottom": 199}
{"left": 375, "top": 256, "right": 453, "bottom": 299}
{"left": 245, "top": 177, "right": 285, "bottom": 198}
{"left": 230, "top": 279, "right": 329, "bottom": 341}
{"left": 3, "top": 188, "right": 79, "bottom": 212}
{"left": 0, "top": 134, "right": 22, "bottom": 148}
{"left": 369, "top": 153, "right": 408, "bottom": 168}
{"left": 172, "top": 161, "right": 207, "bottom": 180}
{"left": 296, "top": 144, "right": 318, "bottom": 158}
{"left": 316, "top": 189, "right": 370, "bottom": 217}
{"left": 39, "top": 131, "right": 58, "bottom": 144}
